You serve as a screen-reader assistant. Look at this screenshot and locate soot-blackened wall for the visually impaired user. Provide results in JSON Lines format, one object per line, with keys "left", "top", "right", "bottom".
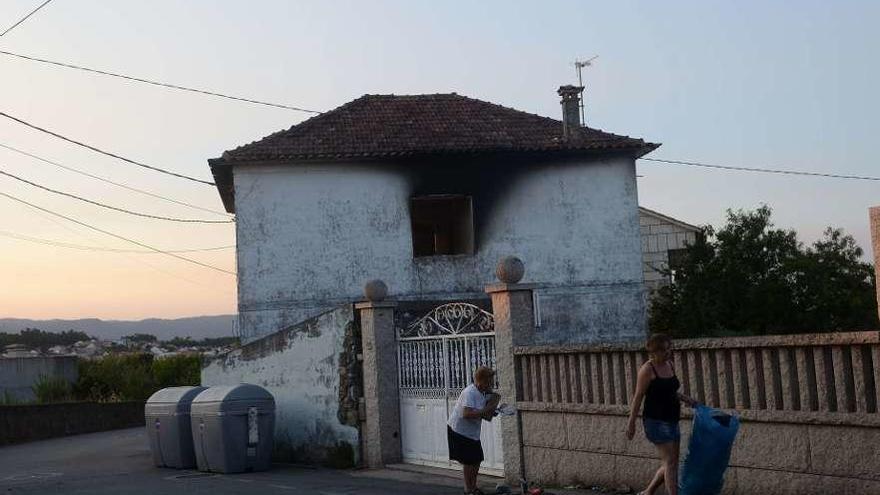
{"left": 233, "top": 154, "right": 645, "bottom": 344}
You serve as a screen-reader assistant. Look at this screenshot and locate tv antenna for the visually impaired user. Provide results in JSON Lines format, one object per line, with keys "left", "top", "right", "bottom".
{"left": 574, "top": 55, "right": 598, "bottom": 125}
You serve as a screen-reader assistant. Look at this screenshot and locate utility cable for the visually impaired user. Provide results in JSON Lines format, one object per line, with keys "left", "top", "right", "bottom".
{"left": 0, "top": 49, "right": 322, "bottom": 113}
{"left": 0, "top": 142, "right": 231, "bottom": 217}
{"left": 0, "top": 190, "right": 235, "bottom": 275}
{"left": 0, "top": 167, "right": 232, "bottom": 223}
{"left": 1, "top": 206, "right": 233, "bottom": 292}
{"left": 640, "top": 157, "right": 880, "bottom": 181}
{"left": 0, "top": 229, "right": 233, "bottom": 253}
{"left": 0, "top": 0, "right": 53, "bottom": 37}
{"left": 0, "top": 111, "right": 216, "bottom": 186}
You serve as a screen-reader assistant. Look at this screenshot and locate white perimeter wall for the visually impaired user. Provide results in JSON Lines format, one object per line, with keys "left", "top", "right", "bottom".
{"left": 202, "top": 305, "right": 359, "bottom": 463}
{"left": 0, "top": 356, "right": 78, "bottom": 401}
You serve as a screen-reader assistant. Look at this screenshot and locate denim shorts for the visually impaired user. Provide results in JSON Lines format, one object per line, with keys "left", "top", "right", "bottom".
{"left": 643, "top": 418, "right": 681, "bottom": 445}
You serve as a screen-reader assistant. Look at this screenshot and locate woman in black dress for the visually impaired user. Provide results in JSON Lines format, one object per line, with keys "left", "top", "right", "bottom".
{"left": 626, "top": 334, "right": 697, "bottom": 495}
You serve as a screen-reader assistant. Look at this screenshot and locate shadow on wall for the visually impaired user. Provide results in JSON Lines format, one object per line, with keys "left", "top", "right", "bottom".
{"left": 201, "top": 305, "right": 361, "bottom": 466}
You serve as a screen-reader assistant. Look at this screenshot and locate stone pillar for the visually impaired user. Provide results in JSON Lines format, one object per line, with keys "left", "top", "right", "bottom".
{"left": 871, "top": 207, "right": 880, "bottom": 321}
{"left": 355, "top": 280, "right": 401, "bottom": 468}
{"left": 486, "top": 256, "right": 536, "bottom": 485}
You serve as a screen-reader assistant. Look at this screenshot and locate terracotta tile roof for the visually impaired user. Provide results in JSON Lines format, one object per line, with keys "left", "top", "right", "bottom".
{"left": 212, "top": 93, "right": 658, "bottom": 163}
{"left": 208, "top": 93, "right": 659, "bottom": 212}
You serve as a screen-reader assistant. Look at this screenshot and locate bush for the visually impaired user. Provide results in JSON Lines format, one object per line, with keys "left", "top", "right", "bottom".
{"left": 75, "top": 354, "right": 154, "bottom": 402}
{"left": 153, "top": 354, "right": 202, "bottom": 389}
{"left": 0, "top": 391, "right": 22, "bottom": 405}
{"left": 74, "top": 353, "right": 201, "bottom": 402}
{"left": 32, "top": 375, "right": 73, "bottom": 403}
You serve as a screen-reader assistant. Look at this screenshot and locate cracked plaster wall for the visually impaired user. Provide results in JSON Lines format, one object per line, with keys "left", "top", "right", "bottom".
{"left": 233, "top": 156, "right": 645, "bottom": 344}
{"left": 201, "top": 305, "right": 359, "bottom": 465}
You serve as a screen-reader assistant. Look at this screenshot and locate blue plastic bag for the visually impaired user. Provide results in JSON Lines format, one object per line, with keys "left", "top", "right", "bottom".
{"left": 679, "top": 405, "right": 740, "bottom": 495}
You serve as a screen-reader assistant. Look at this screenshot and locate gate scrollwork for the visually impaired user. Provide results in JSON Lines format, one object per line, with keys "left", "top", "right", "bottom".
{"left": 398, "top": 302, "right": 494, "bottom": 338}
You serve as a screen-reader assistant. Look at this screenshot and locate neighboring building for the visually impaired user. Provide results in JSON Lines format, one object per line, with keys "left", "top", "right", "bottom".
{"left": 0, "top": 353, "right": 78, "bottom": 402}
{"left": 2, "top": 344, "right": 37, "bottom": 358}
{"left": 638, "top": 206, "right": 701, "bottom": 293}
{"left": 204, "top": 86, "right": 659, "bottom": 465}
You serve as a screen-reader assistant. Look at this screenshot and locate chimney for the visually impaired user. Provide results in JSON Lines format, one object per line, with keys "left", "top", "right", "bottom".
{"left": 557, "top": 85, "right": 584, "bottom": 139}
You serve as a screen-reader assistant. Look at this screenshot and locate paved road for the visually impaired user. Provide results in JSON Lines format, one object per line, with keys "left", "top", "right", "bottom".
{"left": 0, "top": 428, "right": 487, "bottom": 494}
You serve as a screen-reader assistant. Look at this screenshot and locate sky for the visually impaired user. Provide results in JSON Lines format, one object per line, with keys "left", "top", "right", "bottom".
{"left": 0, "top": 0, "right": 877, "bottom": 320}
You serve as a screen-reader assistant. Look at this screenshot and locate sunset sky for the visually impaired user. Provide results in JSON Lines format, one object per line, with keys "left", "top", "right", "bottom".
{"left": 0, "top": 0, "right": 876, "bottom": 320}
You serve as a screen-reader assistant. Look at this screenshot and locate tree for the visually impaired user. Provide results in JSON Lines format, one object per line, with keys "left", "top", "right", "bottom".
{"left": 649, "top": 206, "right": 878, "bottom": 337}
{"left": 123, "top": 333, "right": 158, "bottom": 344}
{"left": 790, "top": 228, "right": 878, "bottom": 331}
{"left": 0, "top": 328, "right": 91, "bottom": 352}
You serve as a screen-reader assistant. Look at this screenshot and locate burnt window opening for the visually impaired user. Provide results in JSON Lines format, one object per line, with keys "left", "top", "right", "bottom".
{"left": 410, "top": 195, "right": 474, "bottom": 257}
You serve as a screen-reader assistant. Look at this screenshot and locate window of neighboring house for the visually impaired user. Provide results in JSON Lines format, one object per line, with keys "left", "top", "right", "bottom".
{"left": 667, "top": 248, "right": 688, "bottom": 284}
{"left": 410, "top": 195, "right": 474, "bottom": 257}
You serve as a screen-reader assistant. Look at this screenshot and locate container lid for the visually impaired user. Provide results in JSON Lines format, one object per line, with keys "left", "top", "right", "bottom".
{"left": 146, "top": 386, "right": 207, "bottom": 404}
{"left": 191, "top": 383, "right": 274, "bottom": 404}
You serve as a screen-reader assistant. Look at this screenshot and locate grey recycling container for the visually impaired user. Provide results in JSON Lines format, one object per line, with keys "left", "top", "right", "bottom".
{"left": 145, "top": 386, "right": 207, "bottom": 468}
{"left": 190, "top": 384, "right": 275, "bottom": 473}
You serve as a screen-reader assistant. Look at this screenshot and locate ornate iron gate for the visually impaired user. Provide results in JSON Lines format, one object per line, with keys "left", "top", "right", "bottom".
{"left": 397, "top": 303, "right": 504, "bottom": 474}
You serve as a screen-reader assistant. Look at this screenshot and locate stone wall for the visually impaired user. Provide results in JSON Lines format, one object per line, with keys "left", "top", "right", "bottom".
{"left": 513, "top": 332, "right": 880, "bottom": 494}
{"left": 201, "top": 305, "right": 361, "bottom": 467}
{"left": 0, "top": 401, "right": 145, "bottom": 445}
{"left": 0, "top": 356, "right": 78, "bottom": 402}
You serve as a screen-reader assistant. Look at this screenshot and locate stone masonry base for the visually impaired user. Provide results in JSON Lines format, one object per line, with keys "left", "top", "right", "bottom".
{"left": 520, "top": 411, "right": 880, "bottom": 495}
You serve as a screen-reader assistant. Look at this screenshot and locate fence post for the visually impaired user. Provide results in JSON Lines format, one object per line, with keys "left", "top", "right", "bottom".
{"left": 355, "top": 279, "right": 401, "bottom": 468}
{"left": 486, "top": 256, "right": 536, "bottom": 485}
{"left": 870, "top": 206, "right": 880, "bottom": 322}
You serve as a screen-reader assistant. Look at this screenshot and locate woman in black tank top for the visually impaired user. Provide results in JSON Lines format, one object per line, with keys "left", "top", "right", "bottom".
{"left": 626, "top": 334, "right": 698, "bottom": 495}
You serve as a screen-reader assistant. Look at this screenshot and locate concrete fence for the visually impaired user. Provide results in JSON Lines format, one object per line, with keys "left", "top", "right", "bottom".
{"left": 511, "top": 331, "right": 880, "bottom": 494}
{"left": 0, "top": 401, "right": 145, "bottom": 445}
{"left": 514, "top": 331, "right": 880, "bottom": 419}
{"left": 0, "top": 356, "right": 78, "bottom": 402}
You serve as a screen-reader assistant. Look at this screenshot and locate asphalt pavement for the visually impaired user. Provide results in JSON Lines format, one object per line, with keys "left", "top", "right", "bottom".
{"left": 0, "top": 428, "right": 485, "bottom": 494}
{"left": 0, "top": 428, "right": 621, "bottom": 495}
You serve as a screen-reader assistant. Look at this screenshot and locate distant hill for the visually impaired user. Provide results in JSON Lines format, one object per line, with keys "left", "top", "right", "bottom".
{"left": 0, "top": 315, "right": 235, "bottom": 341}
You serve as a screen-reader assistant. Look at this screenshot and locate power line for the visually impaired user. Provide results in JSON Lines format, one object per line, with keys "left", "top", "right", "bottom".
{"left": 0, "top": 167, "right": 233, "bottom": 223}
{"left": 0, "top": 230, "right": 233, "bottom": 253}
{"left": 0, "top": 49, "right": 323, "bottom": 114}
{"left": 639, "top": 157, "right": 880, "bottom": 181}
{"left": 0, "top": 190, "right": 235, "bottom": 275}
{"left": 0, "top": 0, "right": 53, "bottom": 37}
{"left": 1, "top": 206, "right": 233, "bottom": 292}
{"left": 0, "top": 142, "right": 231, "bottom": 217}
{"left": 0, "top": 111, "right": 216, "bottom": 186}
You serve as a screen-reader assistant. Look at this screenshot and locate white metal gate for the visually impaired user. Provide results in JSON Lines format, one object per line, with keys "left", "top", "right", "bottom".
{"left": 397, "top": 303, "right": 504, "bottom": 475}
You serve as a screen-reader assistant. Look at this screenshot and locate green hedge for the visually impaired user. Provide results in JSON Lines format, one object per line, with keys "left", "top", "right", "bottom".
{"left": 75, "top": 354, "right": 201, "bottom": 402}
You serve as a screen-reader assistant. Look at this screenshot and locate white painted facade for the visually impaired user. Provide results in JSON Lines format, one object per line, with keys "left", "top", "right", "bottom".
{"left": 234, "top": 156, "right": 646, "bottom": 344}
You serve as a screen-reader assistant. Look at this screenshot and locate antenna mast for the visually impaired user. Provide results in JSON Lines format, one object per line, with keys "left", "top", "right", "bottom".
{"left": 574, "top": 55, "right": 598, "bottom": 125}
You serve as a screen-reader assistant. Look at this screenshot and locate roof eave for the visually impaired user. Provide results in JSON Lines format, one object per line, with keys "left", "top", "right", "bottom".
{"left": 634, "top": 141, "right": 661, "bottom": 159}
{"left": 208, "top": 157, "right": 235, "bottom": 214}
{"left": 207, "top": 142, "right": 661, "bottom": 214}
{"left": 638, "top": 205, "right": 701, "bottom": 232}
